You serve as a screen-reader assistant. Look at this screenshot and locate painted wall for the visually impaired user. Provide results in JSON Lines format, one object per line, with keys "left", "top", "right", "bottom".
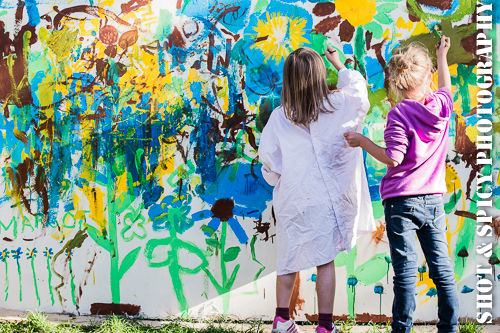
{"left": 0, "top": 0, "right": 499, "bottom": 321}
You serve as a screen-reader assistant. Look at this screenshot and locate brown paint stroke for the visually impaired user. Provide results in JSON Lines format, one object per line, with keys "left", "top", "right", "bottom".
{"left": 53, "top": 6, "right": 132, "bottom": 31}
{"left": 339, "top": 20, "right": 355, "bottom": 42}
{"left": 453, "top": 117, "right": 479, "bottom": 200}
{"left": 454, "top": 210, "right": 476, "bottom": 220}
{"left": 166, "top": 26, "right": 186, "bottom": 49}
{"left": 313, "top": 16, "right": 341, "bottom": 35}
{"left": 289, "top": 274, "right": 305, "bottom": 319}
{"left": 306, "top": 313, "right": 393, "bottom": 323}
{"left": 416, "top": 0, "right": 452, "bottom": 10}
{"left": 312, "top": 2, "right": 336, "bottom": 17}
{"left": 492, "top": 216, "right": 500, "bottom": 240}
{"left": 121, "top": 0, "right": 154, "bottom": 15}
{"left": 90, "top": 303, "right": 141, "bottom": 316}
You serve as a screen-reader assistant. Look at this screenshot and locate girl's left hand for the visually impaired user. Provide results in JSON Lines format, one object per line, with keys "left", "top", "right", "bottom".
{"left": 344, "top": 132, "right": 364, "bottom": 147}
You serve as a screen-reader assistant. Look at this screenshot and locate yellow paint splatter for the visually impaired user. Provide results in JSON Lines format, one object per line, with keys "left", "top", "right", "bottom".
{"left": 335, "top": 0, "right": 376, "bottom": 27}
{"left": 396, "top": 17, "right": 414, "bottom": 31}
{"left": 411, "top": 21, "right": 430, "bottom": 36}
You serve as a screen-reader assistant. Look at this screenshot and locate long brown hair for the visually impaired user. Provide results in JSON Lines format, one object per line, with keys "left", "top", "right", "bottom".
{"left": 281, "top": 47, "right": 335, "bottom": 126}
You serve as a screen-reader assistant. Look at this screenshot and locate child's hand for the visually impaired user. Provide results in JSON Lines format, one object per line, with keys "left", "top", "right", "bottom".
{"left": 435, "top": 35, "right": 450, "bottom": 59}
{"left": 325, "top": 46, "right": 346, "bottom": 71}
{"left": 344, "top": 132, "right": 364, "bottom": 148}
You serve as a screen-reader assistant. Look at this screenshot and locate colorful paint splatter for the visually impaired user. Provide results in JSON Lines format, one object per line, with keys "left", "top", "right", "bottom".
{"left": 0, "top": 0, "right": 498, "bottom": 321}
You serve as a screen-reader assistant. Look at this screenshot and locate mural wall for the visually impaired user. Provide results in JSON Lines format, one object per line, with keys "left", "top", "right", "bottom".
{"left": 0, "top": 0, "right": 499, "bottom": 321}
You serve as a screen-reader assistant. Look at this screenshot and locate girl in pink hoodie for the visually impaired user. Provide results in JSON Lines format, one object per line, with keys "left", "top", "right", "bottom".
{"left": 344, "top": 36, "right": 459, "bottom": 333}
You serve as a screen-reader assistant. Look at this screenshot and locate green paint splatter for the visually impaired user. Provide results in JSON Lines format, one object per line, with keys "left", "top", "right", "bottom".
{"left": 407, "top": 0, "right": 475, "bottom": 23}
{"left": 154, "top": 9, "right": 173, "bottom": 40}
{"left": 69, "top": 257, "right": 77, "bottom": 308}
{"left": 354, "top": 27, "right": 366, "bottom": 77}
{"left": 254, "top": 0, "right": 269, "bottom": 13}
{"left": 453, "top": 192, "right": 479, "bottom": 279}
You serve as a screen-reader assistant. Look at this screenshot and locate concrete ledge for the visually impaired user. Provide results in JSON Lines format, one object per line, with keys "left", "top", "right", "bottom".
{"left": 1, "top": 309, "right": 500, "bottom": 332}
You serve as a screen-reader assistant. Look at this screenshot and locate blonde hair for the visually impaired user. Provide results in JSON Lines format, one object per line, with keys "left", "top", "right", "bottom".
{"left": 281, "top": 47, "right": 335, "bottom": 126}
{"left": 387, "top": 43, "right": 434, "bottom": 101}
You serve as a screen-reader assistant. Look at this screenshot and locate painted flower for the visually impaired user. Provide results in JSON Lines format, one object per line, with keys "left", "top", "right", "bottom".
{"left": 251, "top": 11, "right": 310, "bottom": 63}
{"left": 65, "top": 249, "right": 73, "bottom": 259}
{"left": 0, "top": 249, "right": 9, "bottom": 262}
{"left": 461, "top": 285, "right": 473, "bottom": 294}
{"left": 347, "top": 275, "right": 358, "bottom": 288}
{"left": 199, "top": 198, "right": 250, "bottom": 244}
{"left": 426, "top": 287, "right": 437, "bottom": 297}
{"left": 374, "top": 282, "right": 384, "bottom": 294}
{"left": 26, "top": 248, "right": 37, "bottom": 260}
{"left": 335, "top": 0, "right": 376, "bottom": 27}
{"left": 11, "top": 247, "right": 23, "bottom": 260}
{"left": 43, "top": 248, "right": 53, "bottom": 259}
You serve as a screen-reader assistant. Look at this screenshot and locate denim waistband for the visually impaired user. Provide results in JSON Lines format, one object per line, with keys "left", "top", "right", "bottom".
{"left": 383, "top": 194, "right": 443, "bottom": 206}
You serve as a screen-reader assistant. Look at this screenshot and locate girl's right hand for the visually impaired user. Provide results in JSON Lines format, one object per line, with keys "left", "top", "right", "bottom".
{"left": 435, "top": 35, "right": 450, "bottom": 59}
{"left": 325, "top": 45, "right": 346, "bottom": 71}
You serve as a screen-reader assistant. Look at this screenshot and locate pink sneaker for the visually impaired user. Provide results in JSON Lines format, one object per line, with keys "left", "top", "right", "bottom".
{"left": 315, "top": 324, "right": 339, "bottom": 333}
{"left": 272, "top": 316, "right": 302, "bottom": 333}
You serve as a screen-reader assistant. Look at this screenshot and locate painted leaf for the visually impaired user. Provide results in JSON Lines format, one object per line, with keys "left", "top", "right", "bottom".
{"left": 118, "top": 30, "right": 138, "bottom": 49}
{"left": 364, "top": 22, "right": 383, "bottom": 39}
{"left": 201, "top": 225, "right": 215, "bottom": 237}
{"left": 376, "top": 3, "right": 399, "bottom": 13}
{"left": 206, "top": 238, "right": 220, "bottom": 248}
{"left": 86, "top": 226, "right": 112, "bottom": 253}
{"left": 119, "top": 246, "right": 141, "bottom": 280}
{"left": 374, "top": 12, "right": 392, "bottom": 25}
{"left": 355, "top": 254, "right": 388, "bottom": 285}
{"left": 445, "top": 189, "right": 462, "bottom": 214}
{"left": 223, "top": 246, "right": 241, "bottom": 262}
{"left": 224, "top": 263, "right": 240, "bottom": 290}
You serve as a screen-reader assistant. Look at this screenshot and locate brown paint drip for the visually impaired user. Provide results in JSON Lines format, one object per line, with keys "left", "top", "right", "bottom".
{"left": 339, "top": 20, "right": 355, "bottom": 42}
{"left": 90, "top": 303, "right": 141, "bottom": 316}
{"left": 313, "top": 16, "right": 341, "bottom": 35}
{"left": 253, "top": 217, "right": 275, "bottom": 242}
{"left": 416, "top": 0, "right": 452, "bottom": 10}
{"left": 305, "top": 313, "right": 393, "bottom": 323}
{"left": 312, "top": 2, "right": 336, "bottom": 17}
{"left": 370, "top": 221, "right": 386, "bottom": 245}
{"left": 453, "top": 117, "right": 479, "bottom": 200}
{"left": 289, "top": 274, "right": 305, "bottom": 319}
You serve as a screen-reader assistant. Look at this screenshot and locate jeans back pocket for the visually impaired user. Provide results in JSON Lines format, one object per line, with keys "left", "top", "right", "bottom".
{"left": 388, "top": 204, "right": 415, "bottom": 234}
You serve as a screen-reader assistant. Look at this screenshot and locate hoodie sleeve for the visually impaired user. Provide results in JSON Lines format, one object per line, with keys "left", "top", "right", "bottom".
{"left": 384, "top": 107, "right": 408, "bottom": 165}
{"left": 433, "top": 87, "right": 453, "bottom": 118}
{"left": 258, "top": 115, "right": 282, "bottom": 186}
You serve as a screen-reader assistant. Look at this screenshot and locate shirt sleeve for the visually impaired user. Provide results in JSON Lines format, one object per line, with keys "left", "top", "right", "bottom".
{"left": 433, "top": 87, "right": 453, "bottom": 118}
{"left": 384, "top": 108, "right": 409, "bottom": 164}
{"left": 258, "top": 116, "right": 282, "bottom": 186}
{"left": 334, "top": 68, "right": 370, "bottom": 117}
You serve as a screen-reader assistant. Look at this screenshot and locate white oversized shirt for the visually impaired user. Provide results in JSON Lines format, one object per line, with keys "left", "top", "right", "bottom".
{"left": 258, "top": 68, "right": 376, "bottom": 275}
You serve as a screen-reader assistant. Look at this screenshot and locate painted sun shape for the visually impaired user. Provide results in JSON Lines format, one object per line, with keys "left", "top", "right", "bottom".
{"left": 252, "top": 12, "right": 310, "bottom": 63}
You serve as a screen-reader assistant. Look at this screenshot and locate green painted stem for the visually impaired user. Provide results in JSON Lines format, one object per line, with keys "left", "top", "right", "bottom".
{"left": 221, "top": 222, "right": 230, "bottom": 313}
{"left": 46, "top": 258, "right": 54, "bottom": 305}
{"left": 30, "top": 258, "right": 40, "bottom": 306}
{"left": 16, "top": 260, "right": 22, "bottom": 302}
{"left": 69, "top": 259, "right": 77, "bottom": 307}
{"left": 107, "top": 165, "right": 120, "bottom": 304}
{"left": 168, "top": 226, "right": 188, "bottom": 313}
{"left": 4, "top": 261, "right": 8, "bottom": 301}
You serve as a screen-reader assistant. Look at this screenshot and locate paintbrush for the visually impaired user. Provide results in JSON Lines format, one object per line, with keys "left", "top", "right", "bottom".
{"left": 321, "top": 48, "right": 336, "bottom": 57}
{"left": 433, "top": 25, "right": 442, "bottom": 47}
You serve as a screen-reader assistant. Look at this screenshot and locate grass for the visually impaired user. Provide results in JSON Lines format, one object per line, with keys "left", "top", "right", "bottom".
{"left": 458, "top": 318, "right": 485, "bottom": 333}
{"left": 0, "top": 313, "right": 490, "bottom": 333}
{"left": 0, "top": 312, "right": 267, "bottom": 333}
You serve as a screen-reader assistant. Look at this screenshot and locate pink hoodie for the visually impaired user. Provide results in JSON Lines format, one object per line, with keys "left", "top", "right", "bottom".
{"left": 380, "top": 87, "right": 453, "bottom": 200}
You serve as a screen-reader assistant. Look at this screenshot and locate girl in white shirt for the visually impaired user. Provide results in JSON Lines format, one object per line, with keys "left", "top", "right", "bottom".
{"left": 258, "top": 47, "right": 375, "bottom": 333}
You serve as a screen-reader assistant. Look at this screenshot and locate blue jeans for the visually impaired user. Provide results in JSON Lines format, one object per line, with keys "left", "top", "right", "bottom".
{"left": 383, "top": 195, "right": 459, "bottom": 333}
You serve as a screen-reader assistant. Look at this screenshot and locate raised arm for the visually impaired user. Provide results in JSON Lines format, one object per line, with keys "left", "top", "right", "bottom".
{"left": 324, "top": 45, "right": 346, "bottom": 71}
{"left": 436, "top": 35, "right": 451, "bottom": 90}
